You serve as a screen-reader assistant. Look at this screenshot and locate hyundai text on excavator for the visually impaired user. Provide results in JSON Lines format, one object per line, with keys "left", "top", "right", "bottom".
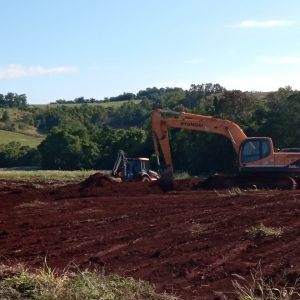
{"left": 151, "top": 109, "right": 300, "bottom": 189}
{"left": 112, "top": 150, "right": 160, "bottom": 182}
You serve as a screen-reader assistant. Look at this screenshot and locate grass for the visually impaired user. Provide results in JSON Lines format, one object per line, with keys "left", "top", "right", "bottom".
{"left": 0, "top": 129, "right": 44, "bottom": 147}
{"left": 173, "top": 172, "right": 191, "bottom": 180}
{"left": 0, "top": 170, "right": 109, "bottom": 183}
{"left": 0, "top": 264, "right": 179, "bottom": 300}
{"left": 0, "top": 108, "right": 31, "bottom": 122}
{"left": 232, "top": 267, "right": 300, "bottom": 300}
{"left": 228, "top": 187, "right": 243, "bottom": 197}
{"left": 189, "top": 223, "right": 207, "bottom": 235}
{"left": 17, "top": 200, "right": 49, "bottom": 209}
{"left": 245, "top": 223, "right": 283, "bottom": 240}
{"left": 214, "top": 187, "right": 243, "bottom": 198}
{"left": 0, "top": 108, "right": 42, "bottom": 137}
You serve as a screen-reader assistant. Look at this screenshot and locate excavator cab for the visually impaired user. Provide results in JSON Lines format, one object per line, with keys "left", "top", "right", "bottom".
{"left": 240, "top": 138, "right": 272, "bottom": 164}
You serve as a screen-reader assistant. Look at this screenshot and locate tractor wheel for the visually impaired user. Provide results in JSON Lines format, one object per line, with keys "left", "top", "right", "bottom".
{"left": 142, "top": 176, "right": 151, "bottom": 182}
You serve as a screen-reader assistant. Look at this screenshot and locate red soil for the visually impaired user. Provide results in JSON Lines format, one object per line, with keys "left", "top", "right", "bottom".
{"left": 0, "top": 173, "right": 300, "bottom": 299}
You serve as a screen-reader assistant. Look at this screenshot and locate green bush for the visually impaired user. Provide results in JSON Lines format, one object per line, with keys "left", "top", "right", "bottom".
{"left": 0, "top": 142, "right": 41, "bottom": 167}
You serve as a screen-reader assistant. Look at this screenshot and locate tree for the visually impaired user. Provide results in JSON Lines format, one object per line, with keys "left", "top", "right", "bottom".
{"left": 182, "top": 83, "right": 226, "bottom": 109}
{"left": 212, "top": 90, "right": 257, "bottom": 129}
{"left": 0, "top": 93, "right": 28, "bottom": 108}
{"left": 0, "top": 142, "right": 40, "bottom": 167}
{"left": 38, "top": 127, "right": 99, "bottom": 169}
{"left": 115, "top": 127, "right": 146, "bottom": 156}
{"left": 260, "top": 90, "right": 300, "bottom": 148}
{"left": 1, "top": 111, "right": 9, "bottom": 122}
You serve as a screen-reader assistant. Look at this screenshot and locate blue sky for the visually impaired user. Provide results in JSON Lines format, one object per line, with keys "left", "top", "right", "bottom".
{"left": 1, "top": 0, "right": 300, "bottom": 104}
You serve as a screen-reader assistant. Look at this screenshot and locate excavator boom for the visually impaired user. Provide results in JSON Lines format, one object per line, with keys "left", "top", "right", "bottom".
{"left": 152, "top": 109, "right": 247, "bottom": 174}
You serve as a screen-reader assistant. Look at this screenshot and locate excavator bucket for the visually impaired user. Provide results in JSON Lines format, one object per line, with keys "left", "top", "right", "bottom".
{"left": 157, "top": 170, "right": 174, "bottom": 192}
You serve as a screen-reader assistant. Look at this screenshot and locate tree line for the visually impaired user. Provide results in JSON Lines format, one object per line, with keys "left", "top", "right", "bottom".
{"left": 0, "top": 93, "right": 28, "bottom": 108}
{"left": 0, "top": 84, "right": 299, "bottom": 175}
{"left": 52, "top": 84, "right": 225, "bottom": 105}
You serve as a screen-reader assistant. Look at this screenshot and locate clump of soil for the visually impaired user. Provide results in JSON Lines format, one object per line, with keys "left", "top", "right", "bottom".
{"left": 80, "top": 172, "right": 116, "bottom": 188}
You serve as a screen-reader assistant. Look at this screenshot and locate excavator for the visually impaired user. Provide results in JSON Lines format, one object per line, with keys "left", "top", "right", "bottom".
{"left": 151, "top": 109, "right": 300, "bottom": 189}
{"left": 112, "top": 150, "right": 160, "bottom": 182}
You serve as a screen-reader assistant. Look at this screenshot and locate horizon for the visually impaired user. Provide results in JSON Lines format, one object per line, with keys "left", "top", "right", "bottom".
{"left": 30, "top": 84, "right": 274, "bottom": 105}
{"left": 1, "top": 0, "right": 300, "bottom": 104}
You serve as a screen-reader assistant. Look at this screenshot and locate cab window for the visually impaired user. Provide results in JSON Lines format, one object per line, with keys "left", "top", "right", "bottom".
{"left": 241, "top": 139, "right": 270, "bottom": 163}
{"left": 141, "top": 160, "right": 149, "bottom": 171}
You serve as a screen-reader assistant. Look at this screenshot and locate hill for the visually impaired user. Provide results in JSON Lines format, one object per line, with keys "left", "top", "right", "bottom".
{"left": 32, "top": 99, "right": 142, "bottom": 109}
{"left": 0, "top": 129, "right": 44, "bottom": 147}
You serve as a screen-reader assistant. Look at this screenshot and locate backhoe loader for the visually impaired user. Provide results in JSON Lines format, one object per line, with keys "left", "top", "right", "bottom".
{"left": 151, "top": 109, "right": 300, "bottom": 189}
{"left": 112, "top": 150, "right": 160, "bottom": 182}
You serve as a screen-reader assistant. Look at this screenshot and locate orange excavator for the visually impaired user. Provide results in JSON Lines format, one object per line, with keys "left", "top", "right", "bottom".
{"left": 151, "top": 109, "right": 300, "bottom": 189}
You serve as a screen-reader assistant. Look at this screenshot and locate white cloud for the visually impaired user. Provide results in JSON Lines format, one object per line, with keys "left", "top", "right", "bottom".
{"left": 257, "top": 56, "right": 300, "bottom": 65}
{"left": 237, "top": 19, "right": 292, "bottom": 28}
{"left": 219, "top": 74, "right": 300, "bottom": 91}
{"left": 0, "top": 64, "right": 78, "bottom": 79}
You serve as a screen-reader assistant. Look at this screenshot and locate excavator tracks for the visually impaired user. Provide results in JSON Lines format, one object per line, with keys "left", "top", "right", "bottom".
{"left": 195, "top": 174, "right": 299, "bottom": 190}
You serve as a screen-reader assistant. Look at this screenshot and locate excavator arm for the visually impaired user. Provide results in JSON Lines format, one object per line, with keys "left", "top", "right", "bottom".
{"left": 151, "top": 109, "right": 248, "bottom": 175}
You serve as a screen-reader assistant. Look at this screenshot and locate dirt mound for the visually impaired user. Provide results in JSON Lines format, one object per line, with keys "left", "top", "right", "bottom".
{"left": 80, "top": 172, "right": 116, "bottom": 188}
{"left": 53, "top": 173, "right": 164, "bottom": 199}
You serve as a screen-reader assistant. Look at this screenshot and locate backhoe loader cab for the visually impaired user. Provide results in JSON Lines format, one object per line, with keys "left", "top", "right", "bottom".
{"left": 112, "top": 150, "right": 160, "bottom": 182}
{"left": 126, "top": 158, "right": 150, "bottom": 180}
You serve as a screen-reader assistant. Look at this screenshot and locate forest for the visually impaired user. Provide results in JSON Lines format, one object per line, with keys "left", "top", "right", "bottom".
{"left": 0, "top": 84, "right": 299, "bottom": 175}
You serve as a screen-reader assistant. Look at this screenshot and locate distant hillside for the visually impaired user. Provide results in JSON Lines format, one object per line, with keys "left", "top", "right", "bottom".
{"left": 0, "top": 130, "right": 44, "bottom": 147}
{"left": 32, "top": 99, "right": 142, "bottom": 109}
{"left": 0, "top": 85, "right": 297, "bottom": 171}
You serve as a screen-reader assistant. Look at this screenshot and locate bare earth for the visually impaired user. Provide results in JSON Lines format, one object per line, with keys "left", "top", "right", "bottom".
{"left": 0, "top": 173, "right": 300, "bottom": 299}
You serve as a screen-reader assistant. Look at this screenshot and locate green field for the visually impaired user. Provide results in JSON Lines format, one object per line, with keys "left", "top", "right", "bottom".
{"left": 0, "top": 129, "right": 44, "bottom": 147}
{"left": 0, "top": 169, "right": 109, "bottom": 182}
{"left": 33, "top": 99, "right": 142, "bottom": 109}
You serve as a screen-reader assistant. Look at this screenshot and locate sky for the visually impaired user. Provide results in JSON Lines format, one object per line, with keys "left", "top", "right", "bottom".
{"left": 1, "top": 0, "right": 300, "bottom": 104}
